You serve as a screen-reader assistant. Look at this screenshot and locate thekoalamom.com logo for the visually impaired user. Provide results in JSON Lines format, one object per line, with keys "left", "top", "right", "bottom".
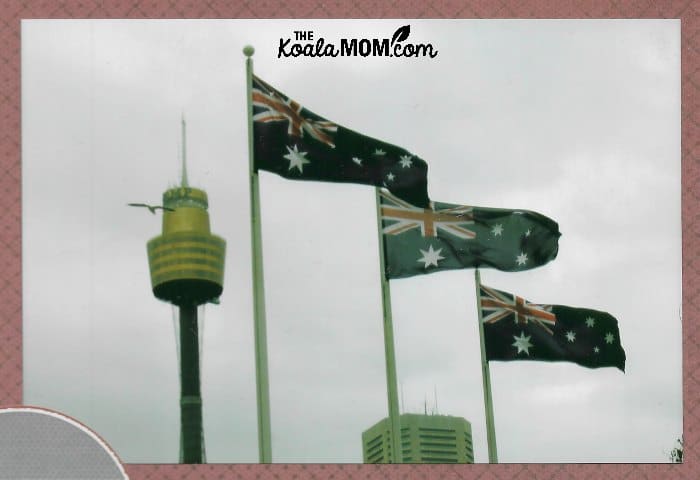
{"left": 278, "top": 25, "right": 438, "bottom": 59}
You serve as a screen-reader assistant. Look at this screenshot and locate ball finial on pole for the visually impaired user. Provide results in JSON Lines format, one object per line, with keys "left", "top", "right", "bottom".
{"left": 243, "top": 45, "right": 255, "bottom": 57}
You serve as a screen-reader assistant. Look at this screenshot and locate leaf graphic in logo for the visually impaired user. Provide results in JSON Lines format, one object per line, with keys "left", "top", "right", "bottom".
{"left": 391, "top": 25, "right": 410, "bottom": 45}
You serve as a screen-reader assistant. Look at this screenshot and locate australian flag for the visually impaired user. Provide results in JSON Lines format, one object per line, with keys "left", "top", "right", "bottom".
{"left": 479, "top": 284, "right": 626, "bottom": 372}
{"left": 251, "top": 75, "right": 430, "bottom": 208}
{"left": 380, "top": 190, "right": 560, "bottom": 279}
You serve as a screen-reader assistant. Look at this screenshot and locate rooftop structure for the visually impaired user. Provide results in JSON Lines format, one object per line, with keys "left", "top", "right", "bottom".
{"left": 362, "top": 413, "right": 474, "bottom": 464}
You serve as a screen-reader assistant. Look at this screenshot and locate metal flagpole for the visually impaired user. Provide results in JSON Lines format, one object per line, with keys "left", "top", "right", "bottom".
{"left": 474, "top": 269, "right": 498, "bottom": 463}
{"left": 374, "top": 188, "right": 403, "bottom": 463}
{"left": 244, "top": 45, "right": 273, "bottom": 463}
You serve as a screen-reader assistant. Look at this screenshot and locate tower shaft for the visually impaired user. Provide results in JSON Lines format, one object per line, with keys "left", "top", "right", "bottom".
{"left": 179, "top": 304, "right": 203, "bottom": 464}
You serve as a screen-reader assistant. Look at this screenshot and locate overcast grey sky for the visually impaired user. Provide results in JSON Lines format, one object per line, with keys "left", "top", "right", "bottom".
{"left": 22, "top": 19, "right": 681, "bottom": 463}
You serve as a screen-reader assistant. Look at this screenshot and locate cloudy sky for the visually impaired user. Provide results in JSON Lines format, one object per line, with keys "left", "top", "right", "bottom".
{"left": 21, "top": 20, "right": 681, "bottom": 463}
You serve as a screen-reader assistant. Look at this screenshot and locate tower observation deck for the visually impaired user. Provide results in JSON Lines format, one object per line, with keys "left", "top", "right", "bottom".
{"left": 147, "top": 186, "right": 226, "bottom": 307}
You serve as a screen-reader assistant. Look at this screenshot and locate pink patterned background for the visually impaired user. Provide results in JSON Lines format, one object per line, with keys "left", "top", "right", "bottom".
{"left": 1, "top": 1, "right": 697, "bottom": 479}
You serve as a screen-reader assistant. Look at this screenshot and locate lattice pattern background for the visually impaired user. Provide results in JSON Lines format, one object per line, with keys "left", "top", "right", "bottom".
{"left": 1, "top": 1, "right": 697, "bottom": 479}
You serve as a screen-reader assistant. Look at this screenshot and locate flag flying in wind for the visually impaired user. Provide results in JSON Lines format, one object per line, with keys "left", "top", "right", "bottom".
{"left": 251, "top": 76, "right": 430, "bottom": 208}
{"left": 380, "top": 190, "right": 560, "bottom": 279}
{"left": 479, "top": 283, "right": 626, "bottom": 371}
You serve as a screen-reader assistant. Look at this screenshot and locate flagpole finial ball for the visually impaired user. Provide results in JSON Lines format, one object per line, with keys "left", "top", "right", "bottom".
{"left": 243, "top": 45, "right": 255, "bottom": 57}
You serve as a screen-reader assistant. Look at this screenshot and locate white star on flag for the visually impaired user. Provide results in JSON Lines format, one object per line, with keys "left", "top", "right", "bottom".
{"left": 374, "top": 148, "right": 386, "bottom": 156}
{"left": 352, "top": 157, "right": 363, "bottom": 166}
{"left": 283, "top": 144, "right": 310, "bottom": 173}
{"left": 565, "top": 331, "right": 576, "bottom": 342}
{"left": 417, "top": 245, "right": 444, "bottom": 268}
{"left": 512, "top": 331, "right": 533, "bottom": 355}
{"left": 399, "top": 155, "right": 413, "bottom": 168}
{"left": 516, "top": 252, "right": 528, "bottom": 266}
{"left": 491, "top": 224, "right": 503, "bottom": 236}
{"left": 594, "top": 346, "right": 600, "bottom": 353}
{"left": 386, "top": 172, "right": 395, "bottom": 182}
{"left": 585, "top": 317, "right": 595, "bottom": 327}
{"left": 605, "top": 333, "right": 615, "bottom": 344}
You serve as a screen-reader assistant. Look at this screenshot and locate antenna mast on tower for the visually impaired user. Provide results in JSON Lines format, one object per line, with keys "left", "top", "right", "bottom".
{"left": 181, "top": 115, "right": 189, "bottom": 188}
{"left": 434, "top": 385, "right": 438, "bottom": 415}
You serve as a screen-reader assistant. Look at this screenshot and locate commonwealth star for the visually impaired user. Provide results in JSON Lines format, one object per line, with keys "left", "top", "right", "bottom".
{"left": 417, "top": 245, "right": 444, "bottom": 268}
{"left": 512, "top": 331, "right": 533, "bottom": 355}
{"left": 283, "top": 144, "right": 310, "bottom": 173}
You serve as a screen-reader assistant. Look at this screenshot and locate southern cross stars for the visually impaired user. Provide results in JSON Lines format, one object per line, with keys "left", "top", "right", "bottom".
{"left": 283, "top": 144, "right": 310, "bottom": 173}
{"left": 399, "top": 155, "right": 413, "bottom": 168}
{"left": 565, "top": 331, "right": 576, "bottom": 342}
{"left": 605, "top": 332, "right": 615, "bottom": 344}
{"left": 417, "top": 244, "right": 444, "bottom": 268}
{"left": 352, "top": 157, "right": 363, "bottom": 166}
{"left": 491, "top": 224, "right": 503, "bottom": 236}
{"left": 585, "top": 317, "right": 595, "bottom": 328}
{"left": 512, "top": 331, "right": 533, "bottom": 355}
{"left": 516, "top": 252, "right": 528, "bottom": 266}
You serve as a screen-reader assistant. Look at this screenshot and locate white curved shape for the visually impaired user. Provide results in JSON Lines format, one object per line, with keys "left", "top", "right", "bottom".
{"left": 0, "top": 406, "right": 128, "bottom": 479}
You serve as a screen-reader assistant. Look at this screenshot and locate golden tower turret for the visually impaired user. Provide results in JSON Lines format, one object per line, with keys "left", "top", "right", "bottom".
{"left": 146, "top": 121, "right": 226, "bottom": 308}
{"left": 147, "top": 186, "right": 226, "bottom": 307}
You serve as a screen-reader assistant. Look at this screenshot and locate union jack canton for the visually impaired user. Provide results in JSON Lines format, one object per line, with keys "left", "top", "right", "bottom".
{"left": 380, "top": 190, "right": 475, "bottom": 240}
{"left": 252, "top": 76, "right": 338, "bottom": 148}
{"left": 479, "top": 284, "right": 556, "bottom": 335}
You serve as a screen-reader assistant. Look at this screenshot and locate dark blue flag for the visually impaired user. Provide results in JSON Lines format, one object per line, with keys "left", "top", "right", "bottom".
{"left": 252, "top": 76, "right": 430, "bottom": 208}
{"left": 479, "top": 284, "right": 626, "bottom": 372}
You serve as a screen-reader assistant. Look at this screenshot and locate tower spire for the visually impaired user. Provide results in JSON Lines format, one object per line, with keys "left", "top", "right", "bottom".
{"left": 181, "top": 114, "right": 189, "bottom": 188}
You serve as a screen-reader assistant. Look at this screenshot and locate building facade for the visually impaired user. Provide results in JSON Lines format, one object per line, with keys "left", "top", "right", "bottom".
{"left": 362, "top": 413, "right": 474, "bottom": 463}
